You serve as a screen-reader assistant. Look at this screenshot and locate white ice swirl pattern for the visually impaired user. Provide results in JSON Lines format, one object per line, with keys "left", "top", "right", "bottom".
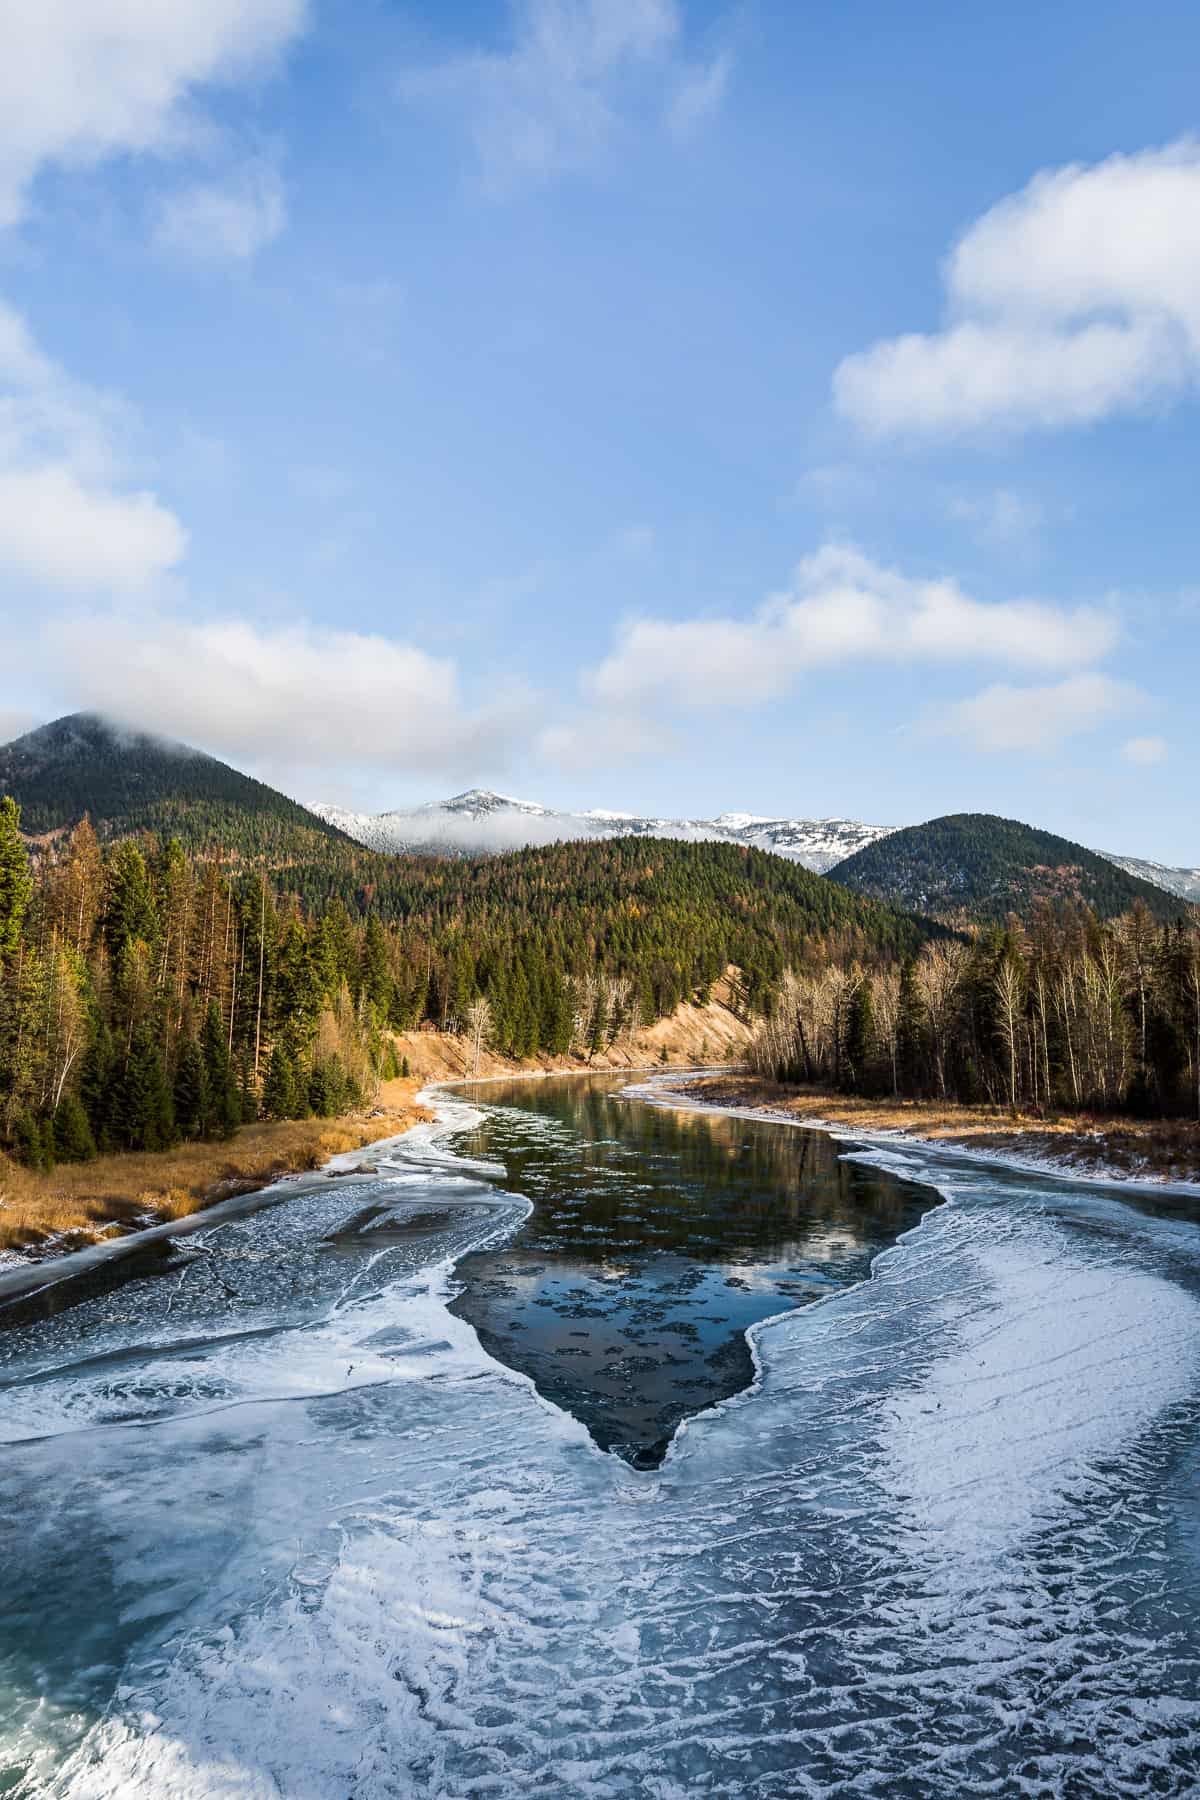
{"left": 0, "top": 1090, "right": 1198, "bottom": 1797}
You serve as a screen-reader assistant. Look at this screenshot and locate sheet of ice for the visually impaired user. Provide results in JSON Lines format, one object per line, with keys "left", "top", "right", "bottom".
{"left": 2, "top": 1086, "right": 1199, "bottom": 1797}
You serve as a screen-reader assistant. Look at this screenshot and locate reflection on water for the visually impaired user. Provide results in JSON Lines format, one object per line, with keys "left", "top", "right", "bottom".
{"left": 450, "top": 1074, "right": 934, "bottom": 1464}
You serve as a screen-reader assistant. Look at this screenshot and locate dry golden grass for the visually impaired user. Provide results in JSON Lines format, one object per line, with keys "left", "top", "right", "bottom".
{"left": 0, "top": 1082, "right": 431, "bottom": 1256}
{"left": 0, "top": 979, "right": 751, "bottom": 1263}
{"left": 675, "top": 1075, "right": 1200, "bottom": 1184}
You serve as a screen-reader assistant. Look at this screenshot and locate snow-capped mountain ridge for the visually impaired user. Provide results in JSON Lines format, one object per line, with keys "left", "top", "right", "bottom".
{"left": 310, "top": 789, "right": 1200, "bottom": 901}
{"left": 310, "top": 789, "right": 897, "bottom": 871}
{"left": 1103, "top": 854, "right": 1200, "bottom": 904}
{"left": 432, "top": 788, "right": 550, "bottom": 817}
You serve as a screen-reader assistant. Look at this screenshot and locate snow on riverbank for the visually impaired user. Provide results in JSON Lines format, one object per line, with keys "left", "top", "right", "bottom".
{"left": 628, "top": 1070, "right": 1200, "bottom": 1197}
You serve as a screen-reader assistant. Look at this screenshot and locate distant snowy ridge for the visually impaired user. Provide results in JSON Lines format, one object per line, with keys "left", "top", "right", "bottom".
{"left": 1102, "top": 853, "right": 1200, "bottom": 904}
{"left": 309, "top": 790, "right": 896, "bottom": 872}
{"left": 311, "top": 789, "right": 1200, "bottom": 898}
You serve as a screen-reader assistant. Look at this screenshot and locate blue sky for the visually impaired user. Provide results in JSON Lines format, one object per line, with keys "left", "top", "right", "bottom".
{"left": 1, "top": 1, "right": 1197, "bottom": 860}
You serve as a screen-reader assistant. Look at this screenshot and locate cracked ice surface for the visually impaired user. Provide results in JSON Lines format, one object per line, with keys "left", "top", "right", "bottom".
{"left": 1, "top": 1093, "right": 1199, "bottom": 1797}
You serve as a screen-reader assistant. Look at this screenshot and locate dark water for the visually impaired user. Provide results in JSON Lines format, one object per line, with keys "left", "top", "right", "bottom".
{"left": 449, "top": 1074, "right": 934, "bottom": 1464}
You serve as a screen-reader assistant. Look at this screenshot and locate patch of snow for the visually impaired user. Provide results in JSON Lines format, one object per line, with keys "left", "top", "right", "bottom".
{"left": 1101, "top": 851, "right": 1200, "bottom": 902}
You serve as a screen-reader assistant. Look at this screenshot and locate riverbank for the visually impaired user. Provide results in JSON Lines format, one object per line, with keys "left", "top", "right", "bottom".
{"left": 0, "top": 984, "right": 753, "bottom": 1263}
{"left": 661, "top": 1073, "right": 1200, "bottom": 1188}
{"left": 0, "top": 1083, "right": 433, "bottom": 1263}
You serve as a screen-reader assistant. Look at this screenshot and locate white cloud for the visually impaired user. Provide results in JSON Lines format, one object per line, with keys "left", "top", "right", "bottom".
{"left": 398, "top": 0, "right": 692, "bottom": 189}
{"left": 0, "top": 300, "right": 186, "bottom": 589}
{"left": 834, "top": 140, "right": 1200, "bottom": 436}
{"left": 156, "top": 157, "right": 286, "bottom": 261}
{"left": 0, "top": 0, "right": 307, "bottom": 227}
{"left": 589, "top": 544, "right": 1118, "bottom": 712}
{"left": 931, "top": 674, "right": 1141, "bottom": 754}
{"left": 0, "top": 464, "right": 185, "bottom": 590}
{"left": 42, "top": 609, "right": 531, "bottom": 776}
{"left": 665, "top": 51, "right": 732, "bottom": 142}
{"left": 539, "top": 711, "right": 679, "bottom": 770}
{"left": 1122, "top": 734, "right": 1168, "bottom": 766}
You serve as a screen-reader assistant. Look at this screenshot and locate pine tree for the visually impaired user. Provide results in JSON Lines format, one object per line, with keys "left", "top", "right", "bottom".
{"left": 238, "top": 1057, "right": 260, "bottom": 1124}
{"left": 78, "top": 1020, "right": 116, "bottom": 1150}
{"left": 113, "top": 1028, "right": 175, "bottom": 1151}
{"left": 52, "top": 1093, "right": 97, "bottom": 1162}
{"left": 588, "top": 987, "right": 609, "bottom": 1062}
{"left": 173, "top": 1037, "right": 209, "bottom": 1140}
{"left": 0, "top": 796, "right": 32, "bottom": 966}
{"left": 200, "top": 999, "right": 239, "bottom": 1138}
{"left": 360, "top": 915, "right": 393, "bottom": 1019}
{"left": 262, "top": 1042, "right": 299, "bottom": 1119}
{"left": 39, "top": 1118, "right": 57, "bottom": 1171}
{"left": 307, "top": 1059, "right": 330, "bottom": 1116}
{"left": 844, "top": 977, "right": 876, "bottom": 1094}
{"left": 896, "top": 958, "right": 925, "bottom": 1093}
{"left": 11, "top": 1107, "right": 43, "bottom": 1168}
{"left": 102, "top": 840, "right": 156, "bottom": 962}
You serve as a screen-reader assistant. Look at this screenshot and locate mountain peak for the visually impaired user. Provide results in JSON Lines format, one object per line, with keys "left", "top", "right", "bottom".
{"left": 0, "top": 711, "right": 347, "bottom": 853}
{"left": 3, "top": 711, "right": 212, "bottom": 767}
{"left": 434, "top": 788, "right": 549, "bottom": 817}
{"left": 306, "top": 791, "right": 897, "bottom": 872}
{"left": 830, "top": 812, "right": 1186, "bottom": 922}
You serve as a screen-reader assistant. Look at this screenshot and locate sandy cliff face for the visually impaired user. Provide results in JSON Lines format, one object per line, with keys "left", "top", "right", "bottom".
{"left": 388, "top": 976, "right": 753, "bottom": 1087}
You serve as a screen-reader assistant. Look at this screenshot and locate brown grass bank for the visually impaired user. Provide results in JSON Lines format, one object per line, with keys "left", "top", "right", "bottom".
{"left": 667, "top": 1073, "right": 1200, "bottom": 1187}
{"left": 0, "top": 1084, "right": 431, "bottom": 1259}
{"left": 1, "top": 983, "right": 754, "bottom": 1260}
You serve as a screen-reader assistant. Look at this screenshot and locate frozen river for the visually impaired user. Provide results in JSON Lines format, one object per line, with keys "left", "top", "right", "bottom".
{"left": 1, "top": 1075, "right": 1198, "bottom": 1796}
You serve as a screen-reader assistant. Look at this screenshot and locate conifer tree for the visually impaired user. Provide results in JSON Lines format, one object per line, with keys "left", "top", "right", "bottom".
{"left": 262, "top": 1042, "right": 299, "bottom": 1119}
{"left": 896, "top": 958, "right": 925, "bottom": 1093}
{"left": 0, "top": 796, "right": 32, "bottom": 966}
{"left": 103, "top": 841, "right": 156, "bottom": 962}
{"left": 39, "top": 1118, "right": 57, "bottom": 1171}
{"left": 587, "top": 987, "right": 609, "bottom": 1062}
{"left": 360, "top": 915, "right": 393, "bottom": 1019}
{"left": 52, "top": 1093, "right": 97, "bottom": 1163}
{"left": 11, "top": 1107, "right": 42, "bottom": 1168}
{"left": 173, "top": 1037, "right": 209, "bottom": 1140}
{"left": 201, "top": 999, "right": 239, "bottom": 1138}
{"left": 844, "top": 976, "right": 876, "bottom": 1094}
{"left": 113, "top": 1027, "right": 175, "bottom": 1151}
{"left": 78, "top": 1020, "right": 116, "bottom": 1150}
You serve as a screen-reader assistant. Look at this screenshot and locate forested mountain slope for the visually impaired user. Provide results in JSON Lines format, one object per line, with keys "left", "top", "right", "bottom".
{"left": 0, "top": 715, "right": 351, "bottom": 861}
{"left": 829, "top": 813, "right": 1185, "bottom": 924}
{"left": 344, "top": 835, "right": 940, "bottom": 1015}
{"left": 0, "top": 795, "right": 940, "bottom": 1172}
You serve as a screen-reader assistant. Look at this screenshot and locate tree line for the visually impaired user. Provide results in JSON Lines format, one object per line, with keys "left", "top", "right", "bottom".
{"left": 0, "top": 801, "right": 934, "bottom": 1169}
{"left": 752, "top": 900, "right": 1200, "bottom": 1118}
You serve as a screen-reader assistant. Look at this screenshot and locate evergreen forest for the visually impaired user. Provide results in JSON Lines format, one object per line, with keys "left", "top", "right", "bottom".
{"left": 0, "top": 795, "right": 934, "bottom": 1169}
